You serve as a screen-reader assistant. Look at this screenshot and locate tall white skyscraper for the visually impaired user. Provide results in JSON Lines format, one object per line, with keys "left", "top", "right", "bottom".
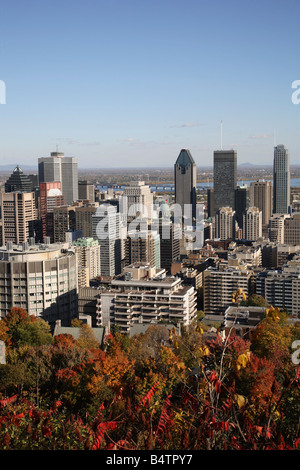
{"left": 38, "top": 151, "right": 78, "bottom": 205}
{"left": 273, "top": 145, "right": 290, "bottom": 214}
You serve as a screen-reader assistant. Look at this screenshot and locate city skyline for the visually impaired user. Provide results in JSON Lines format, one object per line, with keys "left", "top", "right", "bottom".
{"left": 0, "top": 1, "right": 300, "bottom": 168}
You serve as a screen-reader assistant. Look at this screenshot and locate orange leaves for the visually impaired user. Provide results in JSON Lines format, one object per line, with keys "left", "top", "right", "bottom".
{"left": 53, "top": 333, "right": 76, "bottom": 349}
{"left": 87, "top": 345, "right": 134, "bottom": 395}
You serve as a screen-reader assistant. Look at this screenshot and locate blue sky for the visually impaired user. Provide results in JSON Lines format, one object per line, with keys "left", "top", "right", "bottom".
{"left": 0, "top": 0, "right": 300, "bottom": 168}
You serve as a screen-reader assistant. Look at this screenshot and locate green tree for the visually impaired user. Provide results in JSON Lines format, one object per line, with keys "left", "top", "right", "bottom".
{"left": 0, "top": 307, "right": 53, "bottom": 349}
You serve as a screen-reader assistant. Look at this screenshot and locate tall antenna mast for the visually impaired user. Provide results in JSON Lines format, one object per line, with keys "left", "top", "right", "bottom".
{"left": 273, "top": 129, "right": 276, "bottom": 147}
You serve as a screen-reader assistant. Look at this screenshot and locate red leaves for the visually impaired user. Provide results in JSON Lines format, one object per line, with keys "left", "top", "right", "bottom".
{"left": 156, "top": 394, "right": 173, "bottom": 437}
{"left": 0, "top": 395, "right": 18, "bottom": 408}
{"left": 295, "top": 438, "right": 300, "bottom": 448}
{"left": 209, "top": 370, "right": 222, "bottom": 394}
{"left": 56, "top": 368, "right": 77, "bottom": 381}
{"left": 92, "top": 421, "right": 117, "bottom": 450}
{"left": 137, "top": 381, "right": 160, "bottom": 410}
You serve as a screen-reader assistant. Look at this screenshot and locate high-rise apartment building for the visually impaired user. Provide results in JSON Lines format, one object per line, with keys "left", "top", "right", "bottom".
{"left": 203, "top": 263, "right": 253, "bottom": 315}
{"left": 213, "top": 150, "right": 237, "bottom": 215}
{"left": 214, "top": 207, "right": 235, "bottom": 240}
{"left": 0, "top": 192, "right": 38, "bottom": 245}
{"left": 38, "top": 151, "right": 78, "bottom": 205}
{"left": 268, "top": 214, "right": 290, "bottom": 244}
{"left": 92, "top": 204, "right": 121, "bottom": 277}
{"left": 0, "top": 241, "right": 77, "bottom": 326}
{"left": 174, "top": 149, "right": 197, "bottom": 219}
{"left": 250, "top": 180, "right": 273, "bottom": 226}
{"left": 73, "top": 237, "right": 101, "bottom": 287}
{"left": 273, "top": 145, "right": 290, "bottom": 214}
{"left": 242, "top": 207, "right": 262, "bottom": 241}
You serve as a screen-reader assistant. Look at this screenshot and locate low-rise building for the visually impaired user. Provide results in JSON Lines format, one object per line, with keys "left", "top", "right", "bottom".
{"left": 96, "top": 263, "right": 197, "bottom": 334}
{"left": 256, "top": 259, "right": 300, "bottom": 317}
{"left": 203, "top": 262, "right": 253, "bottom": 315}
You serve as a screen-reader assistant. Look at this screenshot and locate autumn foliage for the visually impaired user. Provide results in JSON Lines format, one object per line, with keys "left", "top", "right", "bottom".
{"left": 0, "top": 305, "right": 299, "bottom": 450}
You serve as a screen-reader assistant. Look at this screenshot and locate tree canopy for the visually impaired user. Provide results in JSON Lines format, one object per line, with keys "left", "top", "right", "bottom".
{"left": 0, "top": 305, "right": 299, "bottom": 450}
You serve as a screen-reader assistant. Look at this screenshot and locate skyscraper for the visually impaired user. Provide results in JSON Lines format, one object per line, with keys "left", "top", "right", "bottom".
{"left": 0, "top": 191, "right": 38, "bottom": 244}
{"left": 78, "top": 180, "right": 95, "bottom": 203}
{"left": 242, "top": 207, "right": 262, "bottom": 241}
{"left": 123, "top": 181, "right": 153, "bottom": 224}
{"left": 273, "top": 145, "right": 290, "bottom": 214}
{"left": 213, "top": 150, "right": 237, "bottom": 215}
{"left": 5, "top": 166, "right": 33, "bottom": 193}
{"left": 125, "top": 230, "right": 161, "bottom": 269}
{"left": 73, "top": 237, "right": 101, "bottom": 287}
{"left": 92, "top": 204, "right": 121, "bottom": 277}
{"left": 39, "top": 181, "right": 65, "bottom": 242}
{"left": 159, "top": 221, "right": 181, "bottom": 272}
{"left": 234, "top": 185, "right": 249, "bottom": 229}
{"left": 53, "top": 205, "right": 76, "bottom": 243}
{"left": 174, "top": 149, "right": 197, "bottom": 219}
{"left": 214, "top": 207, "right": 235, "bottom": 240}
{"left": 38, "top": 151, "right": 78, "bottom": 205}
{"left": 249, "top": 180, "right": 273, "bottom": 226}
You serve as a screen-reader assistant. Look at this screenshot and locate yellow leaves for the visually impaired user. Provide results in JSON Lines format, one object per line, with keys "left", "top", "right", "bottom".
{"left": 234, "top": 394, "right": 247, "bottom": 409}
{"left": 196, "top": 325, "right": 204, "bottom": 334}
{"left": 199, "top": 345, "right": 210, "bottom": 356}
{"left": 235, "top": 351, "right": 251, "bottom": 371}
{"left": 231, "top": 289, "right": 247, "bottom": 304}
{"left": 265, "top": 306, "right": 281, "bottom": 322}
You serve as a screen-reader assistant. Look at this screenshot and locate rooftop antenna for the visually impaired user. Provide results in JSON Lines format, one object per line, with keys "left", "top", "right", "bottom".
{"left": 273, "top": 129, "right": 276, "bottom": 148}
{"left": 220, "top": 120, "right": 223, "bottom": 150}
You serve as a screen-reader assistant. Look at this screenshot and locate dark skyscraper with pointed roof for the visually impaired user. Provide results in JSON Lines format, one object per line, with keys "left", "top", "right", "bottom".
{"left": 174, "top": 149, "right": 197, "bottom": 219}
{"left": 5, "top": 165, "right": 33, "bottom": 193}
